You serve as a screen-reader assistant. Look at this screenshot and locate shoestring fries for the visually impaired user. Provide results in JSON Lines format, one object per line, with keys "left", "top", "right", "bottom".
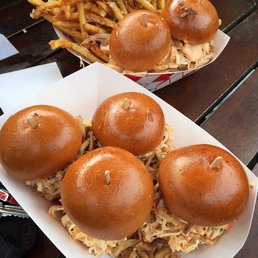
{"left": 28, "top": 0, "right": 165, "bottom": 65}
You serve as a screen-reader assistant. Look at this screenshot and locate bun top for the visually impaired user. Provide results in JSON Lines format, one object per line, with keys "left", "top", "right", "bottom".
{"left": 92, "top": 92, "right": 165, "bottom": 155}
{"left": 163, "top": 0, "right": 219, "bottom": 44}
{"left": 0, "top": 105, "right": 83, "bottom": 181}
{"left": 109, "top": 10, "right": 171, "bottom": 72}
{"left": 158, "top": 144, "right": 249, "bottom": 226}
{"left": 61, "top": 146, "right": 154, "bottom": 240}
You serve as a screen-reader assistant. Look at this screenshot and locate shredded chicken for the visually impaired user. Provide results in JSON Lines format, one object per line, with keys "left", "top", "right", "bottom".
{"left": 28, "top": 120, "right": 229, "bottom": 257}
{"left": 140, "top": 200, "right": 228, "bottom": 254}
{"left": 26, "top": 170, "right": 65, "bottom": 201}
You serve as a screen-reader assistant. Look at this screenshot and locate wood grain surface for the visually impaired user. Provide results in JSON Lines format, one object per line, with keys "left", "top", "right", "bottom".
{"left": 0, "top": 0, "right": 41, "bottom": 37}
{"left": 0, "top": 0, "right": 20, "bottom": 11}
{"left": 212, "top": 0, "right": 257, "bottom": 31}
{"left": 201, "top": 69, "right": 258, "bottom": 165}
{"left": 0, "top": 21, "right": 58, "bottom": 73}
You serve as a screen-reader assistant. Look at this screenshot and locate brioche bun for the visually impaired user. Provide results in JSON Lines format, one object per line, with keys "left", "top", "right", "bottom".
{"left": 163, "top": 0, "right": 219, "bottom": 44}
{"left": 92, "top": 92, "right": 165, "bottom": 155}
{"left": 61, "top": 146, "right": 154, "bottom": 240}
{"left": 158, "top": 144, "right": 249, "bottom": 226}
{"left": 0, "top": 105, "right": 82, "bottom": 181}
{"left": 109, "top": 10, "right": 171, "bottom": 72}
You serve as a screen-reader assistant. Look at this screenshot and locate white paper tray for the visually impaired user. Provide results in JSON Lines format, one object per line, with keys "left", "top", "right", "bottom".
{"left": 0, "top": 63, "right": 257, "bottom": 258}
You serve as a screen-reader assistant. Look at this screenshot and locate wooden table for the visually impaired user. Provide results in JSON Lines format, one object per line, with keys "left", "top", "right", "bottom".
{"left": 0, "top": 0, "right": 257, "bottom": 257}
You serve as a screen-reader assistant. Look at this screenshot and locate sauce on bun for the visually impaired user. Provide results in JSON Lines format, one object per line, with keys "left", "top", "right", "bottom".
{"left": 61, "top": 146, "right": 154, "bottom": 240}
{"left": 109, "top": 10, "right": 171, "bottom": 71}
{"left": 92, "top": 92, "right": 165, "bottom": 155}
{"left": 163, "top": 0, "right": 219, "bottom": 44}
{"left": 0, "top": 105, "right": 83, "bottom": 181}
{"left": 158, "top": 144, "right": 249, "bottom": 226}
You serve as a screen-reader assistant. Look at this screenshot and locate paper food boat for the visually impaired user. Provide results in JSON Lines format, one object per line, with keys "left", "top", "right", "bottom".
{"left": 54, "top": 27, "right": 230, "bottom": 92}
{"left": 0, "top": 63, "right": 256, "bottom": 258}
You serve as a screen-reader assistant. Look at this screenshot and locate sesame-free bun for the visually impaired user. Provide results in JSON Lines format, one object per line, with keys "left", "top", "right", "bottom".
{"left": 61, "top": 146, "right": 154, "bottom": 240}
{"left": 158, "top": 144, "right": 249, "bottom": 226}
{"left": 109, "top": 10, "right": 171, "bottom": 72}
{"left": 92, "top": 92, "right": 165, "bottom": 155}
{"left": 163, "top": 0, "right": 219, "bottom": 44}
{"left": 0, "top": 105, "right": 83, "bottom": 181}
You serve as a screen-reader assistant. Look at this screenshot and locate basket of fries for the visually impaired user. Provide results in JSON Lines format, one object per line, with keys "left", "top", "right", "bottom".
{"left": 28, "top": 0, "right": 230, "bottom": 92}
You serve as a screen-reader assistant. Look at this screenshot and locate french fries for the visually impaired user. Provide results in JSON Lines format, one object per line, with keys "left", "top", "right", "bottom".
{"left": 135, "top": 0, "right": 157, "bottom": 12}
{"left": 77, "top": 2, "right": 88, "bottom": 40}
{"left": 28, "top": 0, "right": 167, "bottom": 66}
{"left": 28, "top": 0, "right": 213, "bottom": 72}
{"left": 107, "top": 1, "right": 124, "bottom": 20}
{"left": 49, "top": 38, "right": 104, "bottom": 63}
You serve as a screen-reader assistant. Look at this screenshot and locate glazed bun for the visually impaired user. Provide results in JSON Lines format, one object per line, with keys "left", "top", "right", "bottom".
{"left": 158, "top": 144, "right": 249, "bottom": 226}
{"left": 0, "top": 105, "right": 83, "bottom": 181}
{"left": 163, "top": 0, "right": 219, "bottom": 44}
{"left": 109, "top": 10, "right": 171, "bottom": 72}
{"left": 61, "top": 146, "right": 154, "bottom": 240}
{"left": 92, "top": 92, "right": 165, "bottom": 155}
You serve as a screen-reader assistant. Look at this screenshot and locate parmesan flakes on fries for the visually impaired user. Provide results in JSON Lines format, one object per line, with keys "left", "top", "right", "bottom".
{"left": 28, "top": 0, "right": 214, "bottom": 72}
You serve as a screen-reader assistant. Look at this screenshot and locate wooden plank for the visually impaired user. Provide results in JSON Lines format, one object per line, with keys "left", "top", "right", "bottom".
{"left": 0, "top": 21, "right": 58, "bottom": 74}
{"left": 155, "top": 9, "right": 258, "bottom": 122}
{"left": 212, "top": 0, "right": 257, "bottom": 31}
{"left": 0, "top": 0, "right": 42, "bottom": 37}
{"left": 0, "top": 0, "right": 19, "bottom": 11}
{"left": 201, "top": 69, "right": 258, "bottom": 165}
{"left": 235, "top": 163, "right": 258, "bottom": 258}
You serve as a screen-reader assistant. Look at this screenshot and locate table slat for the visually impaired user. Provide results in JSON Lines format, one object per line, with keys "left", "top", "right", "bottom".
{"left": 201, "top": 69, "right": 258, "bottom": 165}
{"left": 155, "top": 9, "right": 258, "bottom": 122}
{"left": 0, "top": 0, "right": 20, "bottom": 11}
{"left": 235, "top": 163, "right": 258, "bottom": 258}
{"left": 212, "top": 0, "right": 257, "bottom": 31}
{"left": 0, "top": 21, "right": 58, "bottom": 74}
{"left": 0, "top": 0, "right": 41, "bottom": 37}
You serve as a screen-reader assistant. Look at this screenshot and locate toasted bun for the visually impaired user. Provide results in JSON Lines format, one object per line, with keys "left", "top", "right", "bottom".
{"left": 158, "top": 144, "right": 249, "bottom": 226}
{"left": 92, "top": 92, "right": 165, "bottom": 155}
{"left": 61, "top": 146, "right": 154, "bottom": 240}
{"left": 163, "top": 0, "right": 219, "bottom": 44}
{"left": 0, "top": 105, "right": 82, "bottom": 181}
{"left": 109, "top": 10, "right": 171, "bottom": 72}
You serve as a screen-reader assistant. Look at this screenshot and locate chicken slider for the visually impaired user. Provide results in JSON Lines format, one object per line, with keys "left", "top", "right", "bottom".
{"left": 0, "top": 105, "right": 83, "bottom": 181}
{"left": 163, "top": 0, "right": 219, "bottom": 44}
{"left": 61, "top": 146, "right": 154, "bottom": 240}
{"left": 158, "top": 144, "right": 249, "bottom": 226}
{"left": 92, "top": 92, "right": 165, "bottom": 155}
{"left": 109, "top": 10, "right": 171, "bottom": 72}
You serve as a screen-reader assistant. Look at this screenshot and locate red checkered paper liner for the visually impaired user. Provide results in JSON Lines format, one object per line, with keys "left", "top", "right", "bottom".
{"left": 125, "top": 70, "right": 196, "bottom": 92}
